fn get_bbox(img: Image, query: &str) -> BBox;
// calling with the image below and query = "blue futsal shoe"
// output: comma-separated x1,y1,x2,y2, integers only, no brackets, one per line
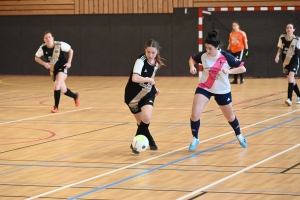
236,133,247,148
189,137,200,151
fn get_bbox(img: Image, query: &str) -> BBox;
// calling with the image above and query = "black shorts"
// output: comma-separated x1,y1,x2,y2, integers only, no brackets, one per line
195,87,232,106
52,67,68,81
127,95,156,114
283,63,299,75
231,51,244,62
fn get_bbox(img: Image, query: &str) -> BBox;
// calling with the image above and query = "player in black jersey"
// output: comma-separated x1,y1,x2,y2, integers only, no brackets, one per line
35,31,79,113
124,39,166,154
275,24,300,106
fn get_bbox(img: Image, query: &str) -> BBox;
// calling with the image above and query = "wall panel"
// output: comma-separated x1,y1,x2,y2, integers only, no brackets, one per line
0,9,199,76
110,15,141,76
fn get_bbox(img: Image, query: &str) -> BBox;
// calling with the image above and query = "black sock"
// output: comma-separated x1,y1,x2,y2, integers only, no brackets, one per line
288,83,294,100
294,84,300,97
64,88,76,99
190,119,200,139
136,121,153,141
228,116,241,136
137,121,149,136
233,74,238,81
54,90,61,107
240,73,244,80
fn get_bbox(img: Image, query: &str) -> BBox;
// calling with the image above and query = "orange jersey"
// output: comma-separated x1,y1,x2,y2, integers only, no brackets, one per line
228,30,248,53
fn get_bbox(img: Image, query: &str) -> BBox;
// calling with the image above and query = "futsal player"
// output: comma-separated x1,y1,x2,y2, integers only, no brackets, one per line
275,23,300,106
35,31,79,113
188,30,247,151
227,22,249,84
124,39,165,154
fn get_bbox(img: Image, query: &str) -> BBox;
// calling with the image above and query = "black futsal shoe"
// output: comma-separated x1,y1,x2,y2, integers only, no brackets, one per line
130,144,139,155
149,141,158,150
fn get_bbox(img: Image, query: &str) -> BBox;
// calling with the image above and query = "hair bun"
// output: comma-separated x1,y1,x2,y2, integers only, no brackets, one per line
208,30,218,37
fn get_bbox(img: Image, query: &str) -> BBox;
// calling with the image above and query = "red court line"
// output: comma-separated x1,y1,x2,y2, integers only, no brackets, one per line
0,127,56,145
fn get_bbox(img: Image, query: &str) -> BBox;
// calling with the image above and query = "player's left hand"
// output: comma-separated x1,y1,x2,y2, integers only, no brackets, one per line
64,62,71,68
155,87,160,96
244,49,249,58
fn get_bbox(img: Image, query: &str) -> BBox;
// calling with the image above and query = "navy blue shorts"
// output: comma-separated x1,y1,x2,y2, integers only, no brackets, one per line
195,87,232,106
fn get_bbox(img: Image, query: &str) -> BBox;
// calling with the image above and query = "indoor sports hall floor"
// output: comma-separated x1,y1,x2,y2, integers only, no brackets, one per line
0,76,299,200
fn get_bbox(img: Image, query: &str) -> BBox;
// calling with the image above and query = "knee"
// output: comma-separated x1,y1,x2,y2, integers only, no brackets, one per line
141,116,151,124
190,113,200,121
54,85,60,90
61,88,67,93
227,115,235,122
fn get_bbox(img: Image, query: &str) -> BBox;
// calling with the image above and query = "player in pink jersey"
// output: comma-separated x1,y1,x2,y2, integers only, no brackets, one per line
188,30,247,151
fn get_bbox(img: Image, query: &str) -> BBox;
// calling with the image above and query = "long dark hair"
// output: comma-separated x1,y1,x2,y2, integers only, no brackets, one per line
204,30,220,48
144,39,166,68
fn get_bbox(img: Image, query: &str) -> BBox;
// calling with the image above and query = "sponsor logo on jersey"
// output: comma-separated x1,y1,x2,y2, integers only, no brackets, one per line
139,83,151,89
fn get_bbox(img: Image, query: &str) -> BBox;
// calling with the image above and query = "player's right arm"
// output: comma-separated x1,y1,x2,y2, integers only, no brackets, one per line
35,46,51,69
275,48,282,63
275,36,283,63
131,59,155,85
189,52,204,75
35,56,50,69
189,56,197,74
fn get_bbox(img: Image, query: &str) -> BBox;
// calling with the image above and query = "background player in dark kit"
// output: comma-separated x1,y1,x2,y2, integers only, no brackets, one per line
275,23,300,106
35,31,79,113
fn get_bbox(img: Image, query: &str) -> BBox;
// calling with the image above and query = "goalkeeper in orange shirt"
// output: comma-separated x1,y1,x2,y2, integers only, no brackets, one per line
227,22,249,84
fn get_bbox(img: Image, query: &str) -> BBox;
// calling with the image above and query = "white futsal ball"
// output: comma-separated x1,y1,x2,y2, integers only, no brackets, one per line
131,135,149,152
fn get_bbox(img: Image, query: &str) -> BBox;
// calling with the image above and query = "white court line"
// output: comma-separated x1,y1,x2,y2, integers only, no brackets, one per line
0,90,20,95
25,109,300,200
0,107,92,126
177,143,300,200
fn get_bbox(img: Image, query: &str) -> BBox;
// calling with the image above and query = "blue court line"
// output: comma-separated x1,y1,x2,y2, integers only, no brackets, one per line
68,116,300,200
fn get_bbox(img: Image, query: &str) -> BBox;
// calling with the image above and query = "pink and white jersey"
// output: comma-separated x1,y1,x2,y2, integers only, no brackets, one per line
192,49,244,94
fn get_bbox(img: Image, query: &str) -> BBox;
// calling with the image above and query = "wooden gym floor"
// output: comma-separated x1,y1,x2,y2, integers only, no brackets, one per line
0,75,299,200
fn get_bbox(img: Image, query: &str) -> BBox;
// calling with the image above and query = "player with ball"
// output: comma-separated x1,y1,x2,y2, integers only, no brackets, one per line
124,39,166,155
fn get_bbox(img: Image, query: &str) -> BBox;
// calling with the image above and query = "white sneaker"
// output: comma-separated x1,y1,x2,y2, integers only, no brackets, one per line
285,99,292,106
189,137,200,151
236,134,247,148
296,97,300,104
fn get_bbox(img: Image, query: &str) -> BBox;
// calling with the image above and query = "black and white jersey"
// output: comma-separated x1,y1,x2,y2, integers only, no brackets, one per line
35,41,71,69
124,54,158,106
277,34,300,66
